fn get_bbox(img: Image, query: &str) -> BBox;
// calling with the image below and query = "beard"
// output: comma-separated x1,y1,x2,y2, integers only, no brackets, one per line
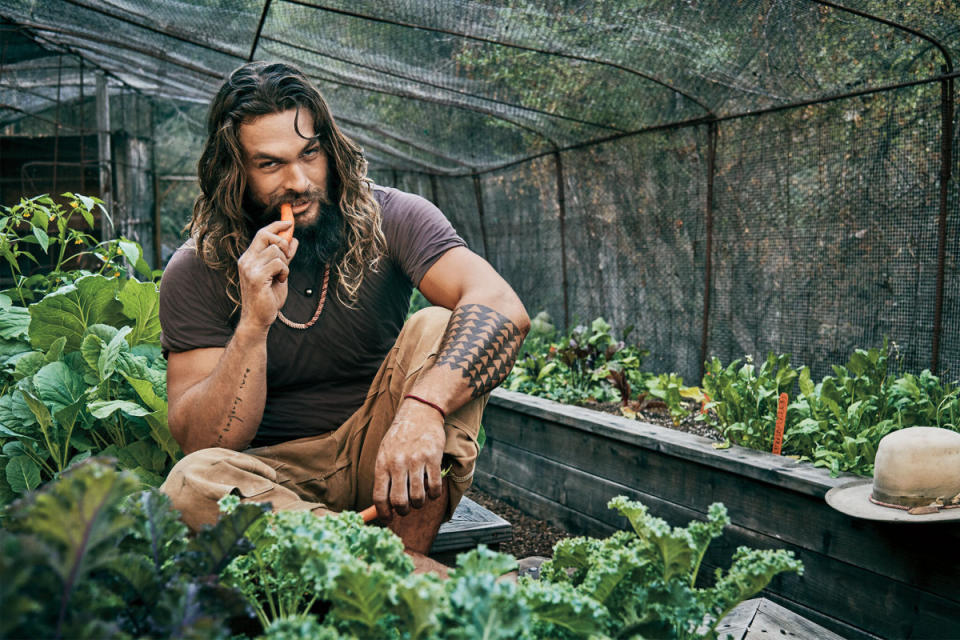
248,188,346,275
289,201,345,274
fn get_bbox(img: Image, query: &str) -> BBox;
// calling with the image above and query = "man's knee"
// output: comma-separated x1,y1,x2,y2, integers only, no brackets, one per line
160,447,278,530
406,306,451,337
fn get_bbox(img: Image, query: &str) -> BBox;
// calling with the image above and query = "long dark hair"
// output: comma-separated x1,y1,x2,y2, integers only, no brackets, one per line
190,61,385,305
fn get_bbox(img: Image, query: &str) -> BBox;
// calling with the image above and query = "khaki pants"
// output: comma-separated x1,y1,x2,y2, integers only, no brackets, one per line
161,307,485,531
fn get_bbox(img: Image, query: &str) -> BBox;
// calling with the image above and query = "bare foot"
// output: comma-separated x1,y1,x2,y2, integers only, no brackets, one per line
407,550,449,578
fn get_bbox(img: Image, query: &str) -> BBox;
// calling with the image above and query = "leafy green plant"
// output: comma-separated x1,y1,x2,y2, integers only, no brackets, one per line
0,193,157,306
1,459,264,640
700,353,798,451
508,314,650,407
643,373,703,426
539,497,802,640
0,273,177,504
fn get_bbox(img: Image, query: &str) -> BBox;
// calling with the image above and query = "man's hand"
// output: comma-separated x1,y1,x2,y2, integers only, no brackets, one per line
236,220,297,330
373,399,446,521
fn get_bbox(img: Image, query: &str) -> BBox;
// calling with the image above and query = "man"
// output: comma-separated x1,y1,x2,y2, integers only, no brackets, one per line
158,61,529,572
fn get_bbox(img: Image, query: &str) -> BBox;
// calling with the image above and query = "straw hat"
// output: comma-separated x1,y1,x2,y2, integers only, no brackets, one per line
825,426,960,523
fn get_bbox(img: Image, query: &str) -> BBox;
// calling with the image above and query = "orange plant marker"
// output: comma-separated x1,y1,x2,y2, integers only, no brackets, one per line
359,505,378,523
279,203,294,241
772,392,788,455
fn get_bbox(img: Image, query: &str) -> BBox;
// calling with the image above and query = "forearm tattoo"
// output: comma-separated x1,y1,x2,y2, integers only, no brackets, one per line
435,304,524,397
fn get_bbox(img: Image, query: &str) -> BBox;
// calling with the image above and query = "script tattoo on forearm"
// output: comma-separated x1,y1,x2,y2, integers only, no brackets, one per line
435,304,523,397
215,367,249,447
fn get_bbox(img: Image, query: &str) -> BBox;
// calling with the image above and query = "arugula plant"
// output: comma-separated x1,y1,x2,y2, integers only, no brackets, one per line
700,353,798,451
1,459,264,640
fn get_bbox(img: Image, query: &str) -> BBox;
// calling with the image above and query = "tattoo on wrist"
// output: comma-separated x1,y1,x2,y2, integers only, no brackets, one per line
435,304,523,397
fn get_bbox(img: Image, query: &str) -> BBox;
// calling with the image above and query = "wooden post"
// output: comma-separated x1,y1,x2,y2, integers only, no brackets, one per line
931,72,954,375
96,71,114,239
699,120,717,381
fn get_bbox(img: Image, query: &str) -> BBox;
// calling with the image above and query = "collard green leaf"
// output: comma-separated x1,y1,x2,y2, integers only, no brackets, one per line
98,325,132,380
44,336,67,363
115,440,168,474
28,275,127,352
0,304,30,340
88,399,150,419
5,454,41,493
13,351,46,381
118,279,161,346
19,390,53,434
32,361,86,414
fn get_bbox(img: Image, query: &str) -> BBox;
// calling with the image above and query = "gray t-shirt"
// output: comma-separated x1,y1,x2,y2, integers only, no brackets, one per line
159,186,465,446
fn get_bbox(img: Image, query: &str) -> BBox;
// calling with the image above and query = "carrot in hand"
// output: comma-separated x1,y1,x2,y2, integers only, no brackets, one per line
359,505,379,523
279,203,294,241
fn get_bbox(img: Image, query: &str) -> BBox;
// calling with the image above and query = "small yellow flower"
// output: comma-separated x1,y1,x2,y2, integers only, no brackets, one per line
113,271,120,277
116,248,123,255
74,238,83,245
24,212,30,218
70,201,78,208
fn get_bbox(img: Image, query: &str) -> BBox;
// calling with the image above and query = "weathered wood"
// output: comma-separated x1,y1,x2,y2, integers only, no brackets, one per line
740,598,846,640
477,390,960,640
490,390,847,496
488,419,960,601
430,496,512,554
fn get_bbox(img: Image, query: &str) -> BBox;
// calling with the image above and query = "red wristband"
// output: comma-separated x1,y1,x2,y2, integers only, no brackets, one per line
404,394,446,420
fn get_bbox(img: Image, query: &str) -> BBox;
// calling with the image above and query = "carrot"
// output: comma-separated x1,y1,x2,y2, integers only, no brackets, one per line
279,203,294,241
359,505,378,523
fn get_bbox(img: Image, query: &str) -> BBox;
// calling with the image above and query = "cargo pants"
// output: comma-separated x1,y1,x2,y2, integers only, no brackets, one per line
160,307,485,531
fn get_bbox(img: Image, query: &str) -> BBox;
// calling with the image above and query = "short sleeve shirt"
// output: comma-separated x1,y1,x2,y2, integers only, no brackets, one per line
159,186,465,446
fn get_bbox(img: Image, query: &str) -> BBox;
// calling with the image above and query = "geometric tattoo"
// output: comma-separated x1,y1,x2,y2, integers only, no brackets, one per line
435,303,524,398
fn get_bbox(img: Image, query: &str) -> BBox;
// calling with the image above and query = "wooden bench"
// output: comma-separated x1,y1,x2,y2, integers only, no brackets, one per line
429,496,512,555
716,598,846,640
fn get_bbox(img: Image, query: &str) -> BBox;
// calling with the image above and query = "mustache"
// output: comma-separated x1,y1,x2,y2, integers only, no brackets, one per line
266,186,333,215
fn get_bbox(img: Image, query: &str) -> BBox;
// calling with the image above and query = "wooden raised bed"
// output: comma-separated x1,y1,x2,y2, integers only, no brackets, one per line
475,390,960,640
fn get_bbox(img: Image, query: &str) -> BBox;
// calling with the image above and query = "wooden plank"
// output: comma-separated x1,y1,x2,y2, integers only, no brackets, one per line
482,404,960,599
476,442,960,640
745,598,846,640
430,496,512,553
489,390,852,496
709,597,758,640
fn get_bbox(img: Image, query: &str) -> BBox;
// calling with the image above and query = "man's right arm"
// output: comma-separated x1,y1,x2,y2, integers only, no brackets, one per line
166,220,296,455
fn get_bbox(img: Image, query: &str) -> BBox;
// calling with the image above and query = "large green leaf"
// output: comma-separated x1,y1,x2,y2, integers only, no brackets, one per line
0,305,30,340
118,279,161,346
87,399,150,420
98,326,132,380
5,455,41,493
32,361,87,414
28,275,128,352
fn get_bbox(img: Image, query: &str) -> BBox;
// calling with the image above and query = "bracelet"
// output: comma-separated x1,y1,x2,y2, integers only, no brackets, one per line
404,394,446,420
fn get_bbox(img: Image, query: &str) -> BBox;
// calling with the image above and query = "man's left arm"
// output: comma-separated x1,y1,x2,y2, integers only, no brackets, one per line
372,246,529,519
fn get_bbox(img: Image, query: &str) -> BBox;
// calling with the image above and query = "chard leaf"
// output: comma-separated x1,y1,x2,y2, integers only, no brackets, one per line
118,279,161,346
5,455,41,493
28,275,128,352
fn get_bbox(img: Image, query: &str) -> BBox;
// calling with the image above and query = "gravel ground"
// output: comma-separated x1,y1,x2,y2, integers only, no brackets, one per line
464,403,722,560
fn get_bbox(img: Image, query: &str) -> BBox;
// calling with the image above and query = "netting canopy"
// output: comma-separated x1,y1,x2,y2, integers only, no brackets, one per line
1,0,958,381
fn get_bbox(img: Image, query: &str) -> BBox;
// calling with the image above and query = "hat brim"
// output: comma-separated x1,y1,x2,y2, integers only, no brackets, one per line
825,480,960,523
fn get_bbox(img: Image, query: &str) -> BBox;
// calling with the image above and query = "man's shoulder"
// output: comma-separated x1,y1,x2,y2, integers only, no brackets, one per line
161,239,227,290
373,185,437,217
